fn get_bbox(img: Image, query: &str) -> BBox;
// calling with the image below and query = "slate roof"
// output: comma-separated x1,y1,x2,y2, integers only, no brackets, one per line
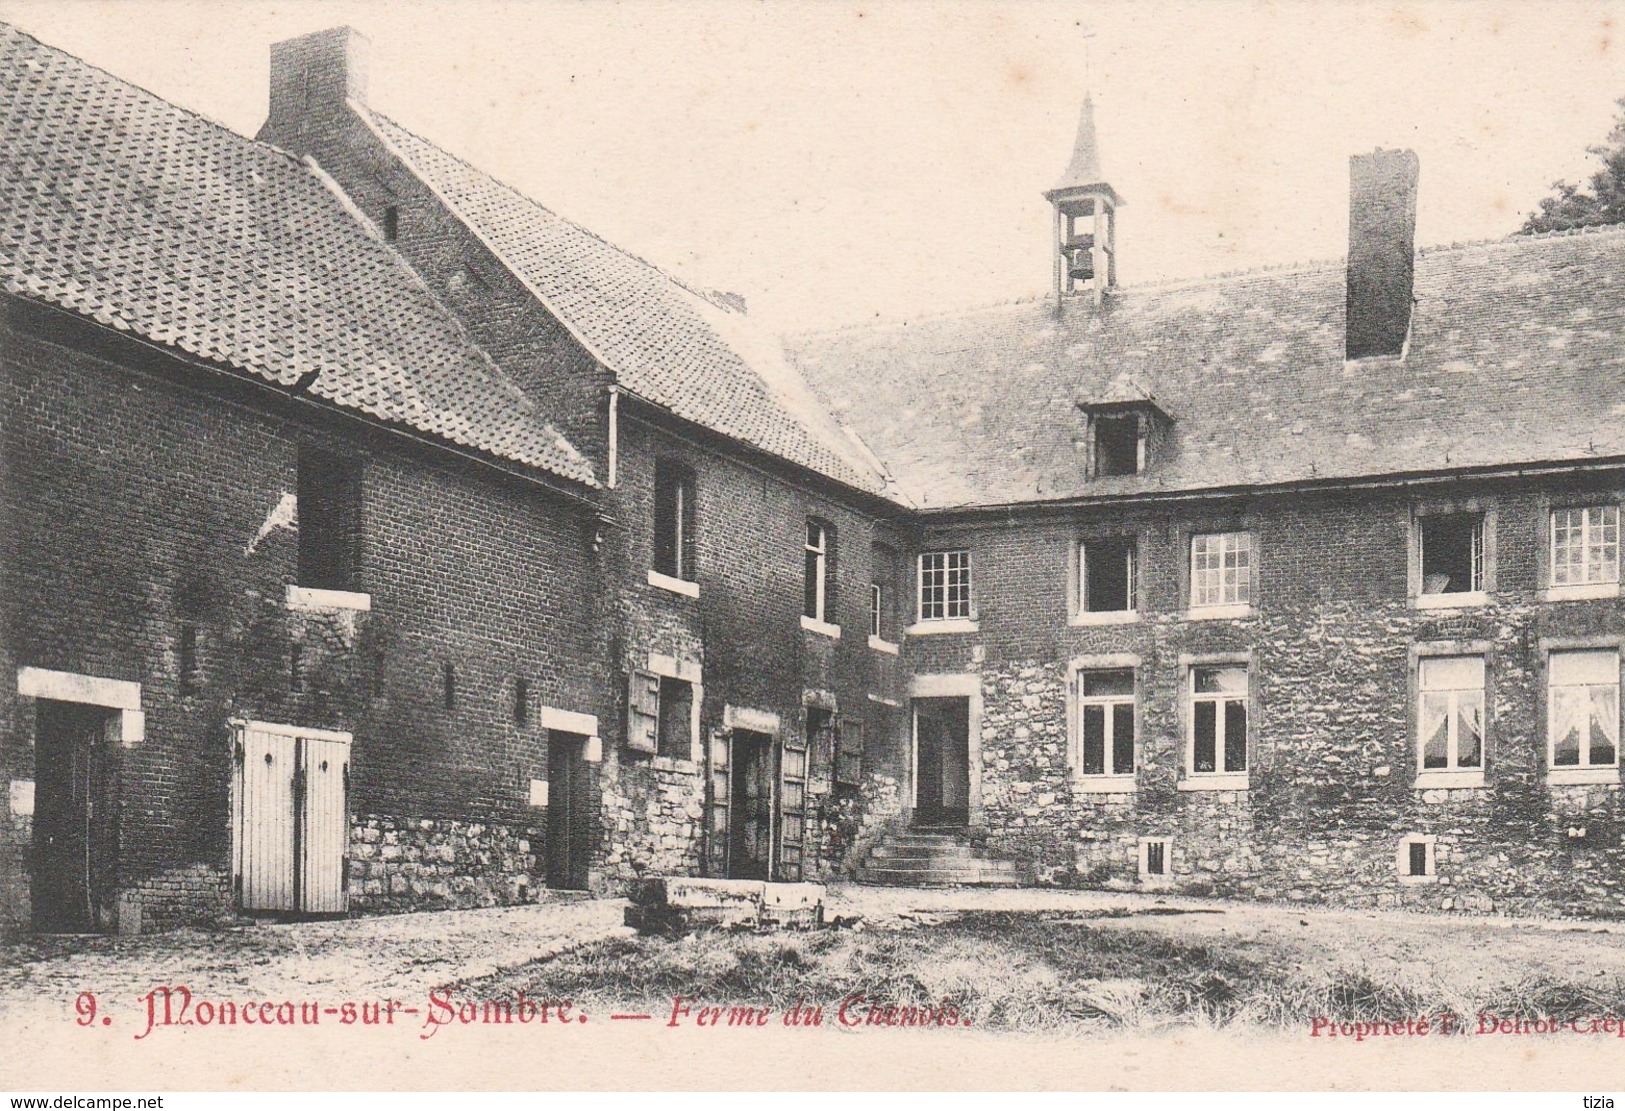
362,111,893,498
785,227,1625,510
0,24,595,488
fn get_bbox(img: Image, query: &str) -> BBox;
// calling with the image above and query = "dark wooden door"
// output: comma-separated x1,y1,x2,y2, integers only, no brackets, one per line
727,730,775,880
913,697,969,827
33,701,118,932
546,731,593,890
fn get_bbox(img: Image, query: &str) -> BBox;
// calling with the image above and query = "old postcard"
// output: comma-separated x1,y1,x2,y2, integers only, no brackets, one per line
1,0,1624,1094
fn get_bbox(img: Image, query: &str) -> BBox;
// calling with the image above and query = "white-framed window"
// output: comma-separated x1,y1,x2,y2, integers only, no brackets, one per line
1548,649,1620,769
917,550,972,621
1418,514,1484,595
1418,656,1485,772
804,519,835,623
1078,669,1135,777
1190,531,1251,609
869,583,883,639
1080,537,1136,614
1190,665,1247,775
1551,506,1619,588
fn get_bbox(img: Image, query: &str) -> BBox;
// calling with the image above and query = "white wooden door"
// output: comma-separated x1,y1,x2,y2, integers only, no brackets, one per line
299,736,350,913
233,723,352,914
236,724,297,911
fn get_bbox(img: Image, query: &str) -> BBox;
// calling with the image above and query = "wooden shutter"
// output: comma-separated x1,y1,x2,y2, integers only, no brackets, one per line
823,522,837,619
705,731,730,876
627,671,660,753
836,720,863,787
678,471,697,580
777,734,808,882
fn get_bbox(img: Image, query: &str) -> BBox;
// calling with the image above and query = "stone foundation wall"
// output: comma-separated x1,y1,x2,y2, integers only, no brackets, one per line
347,814,542,913
598,755,705,885
129,864,231,931
972,594,1625,919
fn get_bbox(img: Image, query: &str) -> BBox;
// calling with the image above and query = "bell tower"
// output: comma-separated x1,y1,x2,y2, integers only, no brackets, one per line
1045,96,1123,304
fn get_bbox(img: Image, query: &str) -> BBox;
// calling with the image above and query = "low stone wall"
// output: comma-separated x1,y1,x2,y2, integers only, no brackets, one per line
347,813,541,913
598,755,705,885
129,864,232,931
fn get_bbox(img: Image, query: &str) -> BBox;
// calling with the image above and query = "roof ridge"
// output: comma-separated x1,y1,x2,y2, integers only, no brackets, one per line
0,20,256,151
793,225,1625,341
368,110,733,313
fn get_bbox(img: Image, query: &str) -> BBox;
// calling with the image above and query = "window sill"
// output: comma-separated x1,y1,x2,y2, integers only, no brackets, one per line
1071,609,1140,627
1547,767,1621,786
1398,873,1440,886
905,618,980,636
1414,591,1489,610
647,569,699,598
1185,604,1252,622
800,615,841,639
868,635,900,655
1541,582,1620,603
1075,776,1137,794
286,585,372,612
651,756,699,775
1177,774,1249,791
1414,770,1486,790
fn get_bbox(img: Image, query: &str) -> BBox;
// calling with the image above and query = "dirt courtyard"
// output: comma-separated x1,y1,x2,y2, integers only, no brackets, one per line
6,885,1625,1089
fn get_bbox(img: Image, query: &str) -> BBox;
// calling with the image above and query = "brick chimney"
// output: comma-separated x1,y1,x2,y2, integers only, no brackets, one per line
1346,148,1419,360
264,27,368,145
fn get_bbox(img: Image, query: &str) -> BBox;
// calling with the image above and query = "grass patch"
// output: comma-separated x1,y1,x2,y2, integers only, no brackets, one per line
454,910,1625,1036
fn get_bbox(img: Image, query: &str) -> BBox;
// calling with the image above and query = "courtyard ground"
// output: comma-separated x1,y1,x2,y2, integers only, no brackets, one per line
5,885,1625,1089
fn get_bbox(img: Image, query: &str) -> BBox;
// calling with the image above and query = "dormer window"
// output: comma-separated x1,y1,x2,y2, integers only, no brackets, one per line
1079,394,1168,480
1093,414,1141,476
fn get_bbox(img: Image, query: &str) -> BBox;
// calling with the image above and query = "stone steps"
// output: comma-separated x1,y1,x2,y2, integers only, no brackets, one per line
855,826,1030,887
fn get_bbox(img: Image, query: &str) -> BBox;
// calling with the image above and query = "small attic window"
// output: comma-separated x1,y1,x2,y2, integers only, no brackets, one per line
1094,414,1141,477
383,206,399,242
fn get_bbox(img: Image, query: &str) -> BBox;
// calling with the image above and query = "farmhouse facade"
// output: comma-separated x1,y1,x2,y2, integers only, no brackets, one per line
2,23,1624,933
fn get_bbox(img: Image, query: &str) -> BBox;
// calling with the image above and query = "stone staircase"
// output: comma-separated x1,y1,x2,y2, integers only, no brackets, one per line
855,826,1028,887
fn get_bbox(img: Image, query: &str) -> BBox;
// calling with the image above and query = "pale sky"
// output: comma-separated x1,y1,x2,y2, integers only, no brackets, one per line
3,0,1623,333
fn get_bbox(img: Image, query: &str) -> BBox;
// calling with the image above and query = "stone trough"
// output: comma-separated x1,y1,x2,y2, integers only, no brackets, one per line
624,877,825,935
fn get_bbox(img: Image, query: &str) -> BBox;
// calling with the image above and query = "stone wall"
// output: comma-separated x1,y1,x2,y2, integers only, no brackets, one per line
916,481,1625,918
347,814,542,913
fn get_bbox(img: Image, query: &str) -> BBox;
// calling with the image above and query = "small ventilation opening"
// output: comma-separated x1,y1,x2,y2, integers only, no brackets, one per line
514,676,529,726
179,622,199,692
1399,835,1436,881
383,205,399,242
443,662,457,711
1139,837,1171,879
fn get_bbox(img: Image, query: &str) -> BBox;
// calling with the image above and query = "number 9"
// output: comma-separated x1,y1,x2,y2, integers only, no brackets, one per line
75,992,97,1026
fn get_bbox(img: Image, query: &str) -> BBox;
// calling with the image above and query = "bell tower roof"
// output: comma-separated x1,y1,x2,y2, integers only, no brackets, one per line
1046,96,1123,206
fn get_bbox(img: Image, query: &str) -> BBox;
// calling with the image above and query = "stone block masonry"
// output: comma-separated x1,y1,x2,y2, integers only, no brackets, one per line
945,481,1625,919
348,815,543,913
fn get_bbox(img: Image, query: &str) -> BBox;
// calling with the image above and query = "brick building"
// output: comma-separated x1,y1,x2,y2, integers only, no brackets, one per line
0,23,606,933
5,22,1625,932
789,100,1625,916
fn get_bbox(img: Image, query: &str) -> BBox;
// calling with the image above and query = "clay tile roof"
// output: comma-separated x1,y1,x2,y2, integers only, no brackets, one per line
785,227,1625,510
0,23,595,488
362,111,893,499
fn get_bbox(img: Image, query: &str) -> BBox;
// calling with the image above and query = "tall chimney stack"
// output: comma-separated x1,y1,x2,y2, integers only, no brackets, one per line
1346,148,1419,360
264,27,369,146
